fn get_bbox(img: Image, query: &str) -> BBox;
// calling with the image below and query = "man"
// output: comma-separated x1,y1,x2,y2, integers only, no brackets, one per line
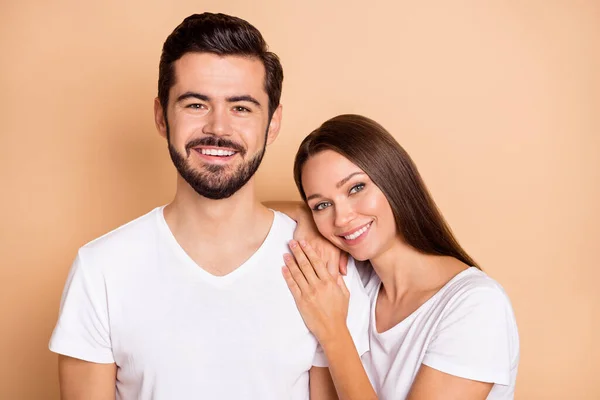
49,13,369,399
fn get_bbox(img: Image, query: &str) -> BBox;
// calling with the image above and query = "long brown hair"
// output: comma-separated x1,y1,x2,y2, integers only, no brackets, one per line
293,114,478,268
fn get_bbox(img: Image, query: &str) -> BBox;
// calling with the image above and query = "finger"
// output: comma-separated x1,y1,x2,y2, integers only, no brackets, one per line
283,253,311,292
326,258,340,279
288,241,320,284
282,266,303,299
325,249,340,278
299,240,330,281
339,252,349,276
336,274,350,297
312,242,338,279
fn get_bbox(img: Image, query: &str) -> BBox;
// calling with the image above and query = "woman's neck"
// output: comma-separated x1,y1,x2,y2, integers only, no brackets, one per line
369,240,426,303
369,239,468,304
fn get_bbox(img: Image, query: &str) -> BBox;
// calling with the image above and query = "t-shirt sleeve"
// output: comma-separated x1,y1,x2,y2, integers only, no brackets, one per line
422,286,514,385
48,251,114,363
312,258,371,367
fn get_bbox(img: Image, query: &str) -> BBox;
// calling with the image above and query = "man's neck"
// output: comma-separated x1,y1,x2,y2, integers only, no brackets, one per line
164,176,269,243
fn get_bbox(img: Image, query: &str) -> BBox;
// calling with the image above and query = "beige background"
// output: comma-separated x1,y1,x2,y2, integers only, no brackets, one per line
1,0,598,398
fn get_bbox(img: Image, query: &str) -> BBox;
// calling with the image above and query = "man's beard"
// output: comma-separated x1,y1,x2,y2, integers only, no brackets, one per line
167,126,267,200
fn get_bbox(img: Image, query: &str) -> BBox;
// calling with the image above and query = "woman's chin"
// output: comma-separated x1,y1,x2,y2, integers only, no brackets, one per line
333,238,372,262
347,249,371,262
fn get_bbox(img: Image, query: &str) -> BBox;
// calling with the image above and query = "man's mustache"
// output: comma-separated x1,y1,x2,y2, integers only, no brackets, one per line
185,137,246,157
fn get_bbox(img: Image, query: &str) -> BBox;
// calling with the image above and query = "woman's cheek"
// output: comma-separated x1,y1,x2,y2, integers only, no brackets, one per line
314,215,336,243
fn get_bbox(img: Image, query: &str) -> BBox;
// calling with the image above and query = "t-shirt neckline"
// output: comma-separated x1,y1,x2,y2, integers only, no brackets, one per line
155,205,278,287
371,266,479,336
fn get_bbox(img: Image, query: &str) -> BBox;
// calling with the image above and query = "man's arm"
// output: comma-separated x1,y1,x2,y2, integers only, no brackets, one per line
58,355,116,399
309,367,338,400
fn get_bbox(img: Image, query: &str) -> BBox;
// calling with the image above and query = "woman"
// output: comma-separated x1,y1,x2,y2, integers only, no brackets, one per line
280,115,519,399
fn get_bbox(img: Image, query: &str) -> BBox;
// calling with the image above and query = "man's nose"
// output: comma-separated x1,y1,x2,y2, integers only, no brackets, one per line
202,106,232,137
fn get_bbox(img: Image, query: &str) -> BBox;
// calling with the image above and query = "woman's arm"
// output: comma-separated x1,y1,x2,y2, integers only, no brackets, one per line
309,367,339,400
283,240,377,400
283,242,495,400
263,200,307,222
407,365,493,400
318,329,377,400
265,201,348,275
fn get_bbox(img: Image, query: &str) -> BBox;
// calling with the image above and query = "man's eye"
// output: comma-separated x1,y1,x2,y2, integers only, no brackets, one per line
349,183,365,194
187,104,206,109
233,106,250,112
313,202,331,211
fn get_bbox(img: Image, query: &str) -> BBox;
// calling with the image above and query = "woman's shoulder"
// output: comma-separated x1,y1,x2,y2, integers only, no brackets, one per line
419,268,520,390
434,267,519,340
441,267,513,306
425,267,520,383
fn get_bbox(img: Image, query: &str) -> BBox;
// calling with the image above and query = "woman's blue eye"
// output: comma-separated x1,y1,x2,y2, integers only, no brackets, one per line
313,202,331,211
349,183,365,194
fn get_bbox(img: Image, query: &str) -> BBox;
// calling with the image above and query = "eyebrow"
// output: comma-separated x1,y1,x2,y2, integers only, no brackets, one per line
227,95,262,108
176,92,209,102
306,172,366,201
176,92,262,108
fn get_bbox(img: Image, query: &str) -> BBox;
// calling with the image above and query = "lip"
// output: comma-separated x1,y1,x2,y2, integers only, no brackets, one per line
338,221,372,246
338,221,372,237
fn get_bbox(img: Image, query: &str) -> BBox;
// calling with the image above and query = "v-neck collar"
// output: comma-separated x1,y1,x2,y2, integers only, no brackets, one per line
371,267,478,336
156,206,277,288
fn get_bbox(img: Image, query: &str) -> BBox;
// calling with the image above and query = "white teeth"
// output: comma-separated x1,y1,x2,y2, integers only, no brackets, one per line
200,148,235,156
343,223,371,240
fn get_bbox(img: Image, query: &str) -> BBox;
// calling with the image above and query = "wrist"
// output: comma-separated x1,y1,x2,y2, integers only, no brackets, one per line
318,324,353,352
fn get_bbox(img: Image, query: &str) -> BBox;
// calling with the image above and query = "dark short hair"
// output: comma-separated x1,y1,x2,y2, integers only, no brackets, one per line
158,13,283,118
294,114,478,268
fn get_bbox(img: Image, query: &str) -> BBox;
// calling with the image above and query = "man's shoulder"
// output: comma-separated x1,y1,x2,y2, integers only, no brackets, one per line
78,207,162,259
343,258,370,298
271,210,297,236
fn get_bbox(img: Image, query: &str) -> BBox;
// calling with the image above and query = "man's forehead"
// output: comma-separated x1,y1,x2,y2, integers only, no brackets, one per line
172,52,267,96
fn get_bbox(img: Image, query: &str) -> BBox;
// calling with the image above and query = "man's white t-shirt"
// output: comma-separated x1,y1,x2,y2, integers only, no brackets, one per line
49,207,370,400
359,266,519,399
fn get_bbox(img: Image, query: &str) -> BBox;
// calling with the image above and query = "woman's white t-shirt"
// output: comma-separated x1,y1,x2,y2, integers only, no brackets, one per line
359,266,519,399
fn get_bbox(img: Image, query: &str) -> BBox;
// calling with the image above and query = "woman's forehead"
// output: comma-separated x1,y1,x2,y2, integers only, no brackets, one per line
302,150,365,189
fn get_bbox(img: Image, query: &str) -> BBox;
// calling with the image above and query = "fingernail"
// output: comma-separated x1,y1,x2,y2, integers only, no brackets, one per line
283,253,291,261
289,241,297,248
300,240,307,247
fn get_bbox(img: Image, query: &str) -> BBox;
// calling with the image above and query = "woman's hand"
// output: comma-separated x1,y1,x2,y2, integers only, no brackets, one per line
282,240,350,345
264,201,349,275
293,214,349,276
